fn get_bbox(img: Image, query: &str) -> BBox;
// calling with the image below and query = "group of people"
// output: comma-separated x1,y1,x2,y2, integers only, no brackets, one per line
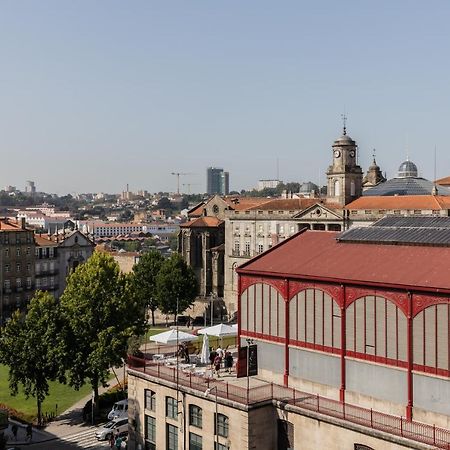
209,346,233,377
109,430,127,449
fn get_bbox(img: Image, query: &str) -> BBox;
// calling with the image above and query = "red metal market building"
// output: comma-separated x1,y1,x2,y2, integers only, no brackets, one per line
236,220,450,427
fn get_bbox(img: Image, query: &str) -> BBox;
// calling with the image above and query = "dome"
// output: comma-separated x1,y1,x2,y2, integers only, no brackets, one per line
334,134,355,144
398,160,418,178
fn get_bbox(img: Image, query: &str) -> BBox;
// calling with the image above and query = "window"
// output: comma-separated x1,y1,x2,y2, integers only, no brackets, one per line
166,396,178,419
26,247,30,255
16,248,21,257
27,278,32,288
35,248,40,257
166,424,178,450
42,277,47,287
49,247,54,257
234,242,240,255
244,242,250,255
257,243,264,254
16,278,21,288
27,263,31,273
215,413,229,438
4,280,10,289
145,415,156,450
214,443,229,450
16,263,20,272
145,390,156,411
5,264,9,273
36,279,41,288
189,432,202,450
189,404,202,428
4,248,9,258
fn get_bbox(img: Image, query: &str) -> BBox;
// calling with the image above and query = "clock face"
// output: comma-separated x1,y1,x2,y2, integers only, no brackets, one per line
334,150,341,158
212,205,219,214
349,150,355,158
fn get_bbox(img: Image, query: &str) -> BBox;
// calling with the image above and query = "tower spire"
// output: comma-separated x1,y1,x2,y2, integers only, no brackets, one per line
341,113,347,135
372,148,376,163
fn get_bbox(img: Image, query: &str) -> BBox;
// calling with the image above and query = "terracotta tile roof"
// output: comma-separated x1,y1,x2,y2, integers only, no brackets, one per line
435,176,450,186
345,195,450,210
247,198,321,211
187,202,205,217
238,230,450,292
222,196,272,211
180,216,224,228
0,218,28,231
34,234,58,247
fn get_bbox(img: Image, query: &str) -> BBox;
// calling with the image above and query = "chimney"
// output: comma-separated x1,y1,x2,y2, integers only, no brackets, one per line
20,217,26,229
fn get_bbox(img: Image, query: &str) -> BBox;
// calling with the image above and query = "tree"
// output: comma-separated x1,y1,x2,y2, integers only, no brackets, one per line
0,291,65,425
156,253,198,322
60,252,146,418
131,250,164,326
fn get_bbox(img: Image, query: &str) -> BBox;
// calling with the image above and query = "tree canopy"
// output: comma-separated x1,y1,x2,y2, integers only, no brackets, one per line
59,251,146,412
156,253,198,319
131,250,164,325
0,291,65,425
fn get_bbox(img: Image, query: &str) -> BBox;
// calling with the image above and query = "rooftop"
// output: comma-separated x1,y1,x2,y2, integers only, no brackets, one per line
362,177,450,197
345,195,450,211
180,216,224,228
237,229,450,292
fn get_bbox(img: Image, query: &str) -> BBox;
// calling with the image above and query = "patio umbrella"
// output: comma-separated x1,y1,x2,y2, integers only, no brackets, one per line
198,323,237,337
149,329,198,345
200,333,209,365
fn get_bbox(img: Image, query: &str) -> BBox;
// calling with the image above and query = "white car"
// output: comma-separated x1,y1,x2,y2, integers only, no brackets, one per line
108,399,128,420
95,417,128,441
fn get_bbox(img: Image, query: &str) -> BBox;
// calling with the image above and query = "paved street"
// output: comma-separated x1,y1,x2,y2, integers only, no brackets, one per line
25,427,111,450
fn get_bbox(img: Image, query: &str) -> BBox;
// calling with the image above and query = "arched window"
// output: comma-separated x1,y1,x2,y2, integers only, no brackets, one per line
240,283,285,339
413,304,449,374
289,289,341,351
334,179,340,197
346,296,407,364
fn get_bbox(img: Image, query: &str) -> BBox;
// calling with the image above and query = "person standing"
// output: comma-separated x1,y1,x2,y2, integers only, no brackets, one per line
224,351,233,373
109,433,115,448
213,353,222,378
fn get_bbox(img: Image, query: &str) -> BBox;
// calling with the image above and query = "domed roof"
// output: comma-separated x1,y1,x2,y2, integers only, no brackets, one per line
398,160,418,178
334,134,355,144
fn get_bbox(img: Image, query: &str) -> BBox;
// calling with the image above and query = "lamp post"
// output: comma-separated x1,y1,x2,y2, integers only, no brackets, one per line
204,386,218,449
209,292,217,326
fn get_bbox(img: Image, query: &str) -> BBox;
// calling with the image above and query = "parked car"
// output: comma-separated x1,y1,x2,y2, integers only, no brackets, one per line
107,399,128,420
95,417,128,441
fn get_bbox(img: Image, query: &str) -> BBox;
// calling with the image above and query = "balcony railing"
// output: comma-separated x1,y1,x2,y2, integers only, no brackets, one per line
128,354,450,450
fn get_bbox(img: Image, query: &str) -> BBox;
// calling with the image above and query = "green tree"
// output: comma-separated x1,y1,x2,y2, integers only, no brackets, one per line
0,291,65,425
132,250,164,326
60,252,146,418
156,253,198,322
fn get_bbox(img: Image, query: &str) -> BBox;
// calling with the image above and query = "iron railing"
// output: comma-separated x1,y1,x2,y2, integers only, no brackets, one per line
128,354,450,449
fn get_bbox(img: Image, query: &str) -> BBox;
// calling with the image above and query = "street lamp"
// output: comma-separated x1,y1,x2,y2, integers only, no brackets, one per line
209,292,217,326
204,386,218,449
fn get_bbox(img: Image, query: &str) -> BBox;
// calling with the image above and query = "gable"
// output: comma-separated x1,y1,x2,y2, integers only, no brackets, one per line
292,203,343,220
59,230,94,248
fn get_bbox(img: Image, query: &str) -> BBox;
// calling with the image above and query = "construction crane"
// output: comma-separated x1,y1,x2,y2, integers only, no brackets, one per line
171,172,191,195
182,183,200,195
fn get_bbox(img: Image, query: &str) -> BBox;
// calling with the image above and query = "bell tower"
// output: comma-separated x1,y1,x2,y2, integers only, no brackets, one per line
326,118,363,205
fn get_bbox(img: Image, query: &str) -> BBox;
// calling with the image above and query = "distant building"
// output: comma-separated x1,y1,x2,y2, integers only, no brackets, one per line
207,167,229,195
257,179,281,190
25,180,36,195
0,218,35,324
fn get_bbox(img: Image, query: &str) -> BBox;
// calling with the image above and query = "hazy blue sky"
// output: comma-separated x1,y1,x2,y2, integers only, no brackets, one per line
1,1,450,194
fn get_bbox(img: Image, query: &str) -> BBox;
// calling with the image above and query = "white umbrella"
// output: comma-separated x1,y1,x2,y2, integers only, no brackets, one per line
149,329,197,345
198,323,237,337
200,333,209,364
231,323,238,331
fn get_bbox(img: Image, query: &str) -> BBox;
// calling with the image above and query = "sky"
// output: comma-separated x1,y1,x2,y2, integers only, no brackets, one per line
1,1,450,195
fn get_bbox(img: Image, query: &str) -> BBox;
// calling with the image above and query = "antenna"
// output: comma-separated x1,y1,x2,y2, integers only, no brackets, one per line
341,113,347,135
276,157,279,180
434,145,437,182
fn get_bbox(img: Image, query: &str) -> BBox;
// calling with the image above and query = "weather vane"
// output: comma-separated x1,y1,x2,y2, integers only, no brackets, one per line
341,113,347,135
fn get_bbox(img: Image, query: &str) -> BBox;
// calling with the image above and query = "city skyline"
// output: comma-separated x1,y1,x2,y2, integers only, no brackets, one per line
1,1,450,194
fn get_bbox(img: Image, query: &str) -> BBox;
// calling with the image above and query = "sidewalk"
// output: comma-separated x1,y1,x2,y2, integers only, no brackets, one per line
4,379,114,446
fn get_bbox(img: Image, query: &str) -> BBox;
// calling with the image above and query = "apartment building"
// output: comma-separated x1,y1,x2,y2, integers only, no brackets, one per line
0,218,35,323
